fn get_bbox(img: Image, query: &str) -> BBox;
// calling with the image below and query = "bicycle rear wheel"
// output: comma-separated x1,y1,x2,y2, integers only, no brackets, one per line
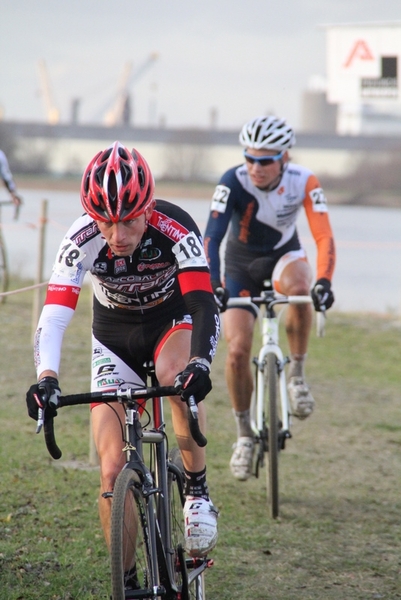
110,468,157,600
265,352,280,519
168,448,207,600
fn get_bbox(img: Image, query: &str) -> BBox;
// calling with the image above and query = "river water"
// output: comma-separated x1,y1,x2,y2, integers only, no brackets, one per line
1,188,399,315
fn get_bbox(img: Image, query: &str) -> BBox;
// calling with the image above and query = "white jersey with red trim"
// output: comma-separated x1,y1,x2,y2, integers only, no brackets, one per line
34,199,219,376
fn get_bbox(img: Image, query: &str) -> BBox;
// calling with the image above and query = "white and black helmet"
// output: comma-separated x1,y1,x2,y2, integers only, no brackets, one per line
239,116,296,151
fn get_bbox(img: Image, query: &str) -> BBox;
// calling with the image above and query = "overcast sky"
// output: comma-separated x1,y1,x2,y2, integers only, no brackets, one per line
1,1,400,132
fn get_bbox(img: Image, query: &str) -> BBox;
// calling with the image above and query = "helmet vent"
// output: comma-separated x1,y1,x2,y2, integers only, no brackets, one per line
95,164,107,185
137,166,145,190
83,173,90,194
107,171,118,215
254,125,262,140
120,162,132,185
100,148,112,162
118,146,129,160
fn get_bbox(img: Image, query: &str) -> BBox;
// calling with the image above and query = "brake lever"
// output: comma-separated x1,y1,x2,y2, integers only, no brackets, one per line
187,395,207,448
36,407,44,434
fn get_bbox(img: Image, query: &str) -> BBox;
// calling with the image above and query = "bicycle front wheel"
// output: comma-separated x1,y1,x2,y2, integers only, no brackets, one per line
110,468,157,600
265,352,280,519
168,448,207,600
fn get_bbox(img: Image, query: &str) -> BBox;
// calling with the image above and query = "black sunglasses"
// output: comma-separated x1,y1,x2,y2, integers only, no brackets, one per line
243,151,284,166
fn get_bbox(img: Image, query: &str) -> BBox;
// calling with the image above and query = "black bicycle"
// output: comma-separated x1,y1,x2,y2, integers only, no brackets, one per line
39,364,212,599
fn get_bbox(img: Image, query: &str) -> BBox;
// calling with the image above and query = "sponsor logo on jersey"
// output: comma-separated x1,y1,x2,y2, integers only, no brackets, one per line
92,357,111,368
154,211,188,242
139,246,161,260
284,194,298,203
174,314,193,327
96,377,124,388
137,261,171,272
96,364,117,376
72,222,99,246
114,258,127,274
93,261,108,273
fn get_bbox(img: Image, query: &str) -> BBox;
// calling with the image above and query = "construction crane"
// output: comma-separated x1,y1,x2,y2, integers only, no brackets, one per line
37,59,60,124
103,52,159,126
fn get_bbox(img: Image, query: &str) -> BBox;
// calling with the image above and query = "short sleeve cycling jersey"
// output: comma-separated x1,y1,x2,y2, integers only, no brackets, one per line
35,199,220,376
0,150,17,193
204,162,335,283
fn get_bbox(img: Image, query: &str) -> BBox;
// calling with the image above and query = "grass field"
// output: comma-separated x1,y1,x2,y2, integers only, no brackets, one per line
0,282,400,599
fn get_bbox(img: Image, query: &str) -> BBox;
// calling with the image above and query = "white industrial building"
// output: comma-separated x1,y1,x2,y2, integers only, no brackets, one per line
326,21,401,136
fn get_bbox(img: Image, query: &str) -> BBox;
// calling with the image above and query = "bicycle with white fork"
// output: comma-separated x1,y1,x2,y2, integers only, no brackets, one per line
227,285,325,519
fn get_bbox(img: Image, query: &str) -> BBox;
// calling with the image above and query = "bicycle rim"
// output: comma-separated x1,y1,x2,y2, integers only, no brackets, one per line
168,448,207,600
265,352,280,519
110,468,156,600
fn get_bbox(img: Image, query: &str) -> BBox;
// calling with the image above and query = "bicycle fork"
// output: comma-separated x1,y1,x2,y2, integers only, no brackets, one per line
250,316,291,443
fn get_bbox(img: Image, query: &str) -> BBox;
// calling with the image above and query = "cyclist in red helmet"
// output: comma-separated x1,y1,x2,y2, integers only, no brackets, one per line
26,142,220,571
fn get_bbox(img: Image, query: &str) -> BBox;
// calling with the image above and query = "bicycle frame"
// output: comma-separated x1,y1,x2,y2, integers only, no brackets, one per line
250,293,292,440
39,368,210,599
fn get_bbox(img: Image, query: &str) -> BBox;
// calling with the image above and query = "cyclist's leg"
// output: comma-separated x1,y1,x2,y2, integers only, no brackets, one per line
154,325,206,473
90,335,144,552
273,251,313,355
223,307,255,415
155,325,218,557
273,252,315,418
221,272,258,480
224,307,258,480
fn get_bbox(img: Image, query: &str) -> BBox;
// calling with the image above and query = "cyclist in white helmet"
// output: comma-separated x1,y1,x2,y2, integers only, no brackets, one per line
0,149,22,206
204,115,336,481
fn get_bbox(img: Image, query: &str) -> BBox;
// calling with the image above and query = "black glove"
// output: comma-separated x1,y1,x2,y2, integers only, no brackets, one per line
311,278,334,311
174,360,212,404
212,279,230,312
26,376,61,421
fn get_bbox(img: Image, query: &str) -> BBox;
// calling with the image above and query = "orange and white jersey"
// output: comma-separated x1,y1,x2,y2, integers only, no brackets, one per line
204,162,335,283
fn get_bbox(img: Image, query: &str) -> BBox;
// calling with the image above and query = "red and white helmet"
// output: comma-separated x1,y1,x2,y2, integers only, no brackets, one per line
239,116,296,151
81,142,154,222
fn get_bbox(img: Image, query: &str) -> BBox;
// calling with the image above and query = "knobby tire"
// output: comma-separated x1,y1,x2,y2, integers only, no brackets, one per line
110,468,156,600
266,352,279,519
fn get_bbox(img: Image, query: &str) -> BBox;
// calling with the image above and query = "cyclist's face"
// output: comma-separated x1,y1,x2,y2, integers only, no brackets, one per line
244,148,287,189
97,205,154,257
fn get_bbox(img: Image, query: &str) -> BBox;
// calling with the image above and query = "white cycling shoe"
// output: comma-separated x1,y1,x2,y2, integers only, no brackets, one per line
230,436,255,481
184,497,219,557
288,377,315,419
